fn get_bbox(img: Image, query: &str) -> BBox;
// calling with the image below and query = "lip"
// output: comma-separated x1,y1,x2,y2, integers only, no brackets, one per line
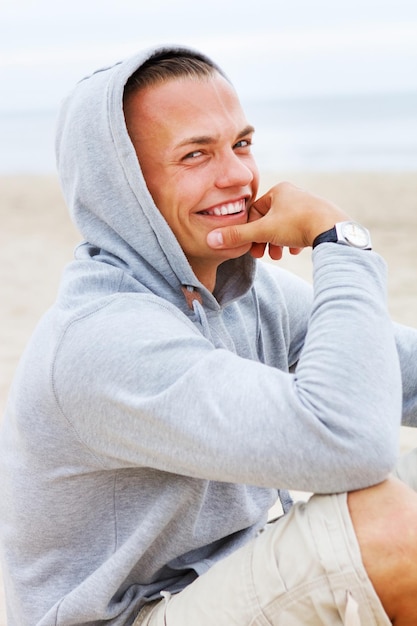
196,196,249,219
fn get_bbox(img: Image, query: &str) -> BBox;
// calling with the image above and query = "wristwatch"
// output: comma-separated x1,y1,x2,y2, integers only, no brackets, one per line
312,221,372,250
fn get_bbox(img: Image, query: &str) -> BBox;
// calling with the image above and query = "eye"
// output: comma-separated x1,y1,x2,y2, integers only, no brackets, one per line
234,138,252,151
183,150,204,160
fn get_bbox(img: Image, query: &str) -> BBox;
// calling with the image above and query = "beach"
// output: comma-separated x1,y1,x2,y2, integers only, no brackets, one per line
1,171,417,623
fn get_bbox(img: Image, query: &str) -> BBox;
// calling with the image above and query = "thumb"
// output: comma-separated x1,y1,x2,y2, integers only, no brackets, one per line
206,220,263,249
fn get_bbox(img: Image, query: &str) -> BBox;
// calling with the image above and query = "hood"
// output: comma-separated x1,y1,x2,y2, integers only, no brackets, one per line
55,44,256,310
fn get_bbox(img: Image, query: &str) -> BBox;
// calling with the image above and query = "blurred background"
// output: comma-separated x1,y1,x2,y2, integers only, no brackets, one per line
1,0,417,174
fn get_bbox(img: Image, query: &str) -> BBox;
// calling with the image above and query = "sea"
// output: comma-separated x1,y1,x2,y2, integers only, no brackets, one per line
1,91,417,174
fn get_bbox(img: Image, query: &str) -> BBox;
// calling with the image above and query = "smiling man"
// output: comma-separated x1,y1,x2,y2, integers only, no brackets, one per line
123,61,259,291
1,46,417,626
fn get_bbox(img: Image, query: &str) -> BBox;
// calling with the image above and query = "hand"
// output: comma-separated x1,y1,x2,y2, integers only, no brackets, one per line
207,182,351,259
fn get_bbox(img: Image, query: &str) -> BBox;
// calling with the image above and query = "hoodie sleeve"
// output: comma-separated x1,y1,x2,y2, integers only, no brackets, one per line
392,322,417,426
263,262,417,427
52,245,402,494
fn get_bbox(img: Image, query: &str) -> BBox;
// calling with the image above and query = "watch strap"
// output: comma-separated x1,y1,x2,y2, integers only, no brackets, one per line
312,227,337,249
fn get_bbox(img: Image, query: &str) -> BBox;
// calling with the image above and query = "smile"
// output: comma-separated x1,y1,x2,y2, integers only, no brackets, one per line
199,199,246,216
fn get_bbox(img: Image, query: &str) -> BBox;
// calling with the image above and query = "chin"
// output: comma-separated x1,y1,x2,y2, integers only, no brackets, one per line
219,244,252,262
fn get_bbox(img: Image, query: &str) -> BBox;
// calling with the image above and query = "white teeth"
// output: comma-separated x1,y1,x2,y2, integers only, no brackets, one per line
204,200,244,216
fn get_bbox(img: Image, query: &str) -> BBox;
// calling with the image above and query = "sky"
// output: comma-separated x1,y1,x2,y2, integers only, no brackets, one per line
1,0,417,113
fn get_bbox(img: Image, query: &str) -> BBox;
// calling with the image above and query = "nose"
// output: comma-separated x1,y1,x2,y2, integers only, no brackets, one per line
215,149,255,189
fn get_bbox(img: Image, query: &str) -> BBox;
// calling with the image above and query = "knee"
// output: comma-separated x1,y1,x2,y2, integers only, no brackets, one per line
348,477,417,564
348,477,417,621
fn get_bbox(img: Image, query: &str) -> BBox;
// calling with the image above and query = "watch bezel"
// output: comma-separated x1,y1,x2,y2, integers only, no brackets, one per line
335,221,372,250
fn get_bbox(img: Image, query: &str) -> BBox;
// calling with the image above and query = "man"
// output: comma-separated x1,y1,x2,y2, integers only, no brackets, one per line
0,45,417,625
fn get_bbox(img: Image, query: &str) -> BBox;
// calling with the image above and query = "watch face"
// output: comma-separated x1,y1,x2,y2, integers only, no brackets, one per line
340,222,370,248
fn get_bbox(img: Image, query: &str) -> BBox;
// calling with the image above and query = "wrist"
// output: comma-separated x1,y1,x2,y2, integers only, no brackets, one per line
307,210,350,247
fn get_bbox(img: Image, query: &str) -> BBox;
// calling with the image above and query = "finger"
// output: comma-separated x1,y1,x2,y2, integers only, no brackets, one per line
250,242,267,258
247,204,265,223
251,191,274,217
206,221,266,249
267,244,283,260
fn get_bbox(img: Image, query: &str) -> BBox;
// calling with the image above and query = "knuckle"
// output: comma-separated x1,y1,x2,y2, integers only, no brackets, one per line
226,226,242,246
276,180,292,193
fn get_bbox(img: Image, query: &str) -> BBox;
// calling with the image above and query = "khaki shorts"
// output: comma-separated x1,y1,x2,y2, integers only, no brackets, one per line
134,491,391,626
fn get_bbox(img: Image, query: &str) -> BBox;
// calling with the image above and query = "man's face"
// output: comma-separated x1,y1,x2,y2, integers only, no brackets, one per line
124,72,259,289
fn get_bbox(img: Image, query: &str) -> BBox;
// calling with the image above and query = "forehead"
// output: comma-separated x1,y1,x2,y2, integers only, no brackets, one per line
124,73,249,149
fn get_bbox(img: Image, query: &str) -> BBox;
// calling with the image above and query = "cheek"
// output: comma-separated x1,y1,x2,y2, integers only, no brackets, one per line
173,175,208,219
142,170,176,221
249,159,260,199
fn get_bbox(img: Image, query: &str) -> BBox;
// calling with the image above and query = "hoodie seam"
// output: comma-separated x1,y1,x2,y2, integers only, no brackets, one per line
50,280,126,469
50,289,209,467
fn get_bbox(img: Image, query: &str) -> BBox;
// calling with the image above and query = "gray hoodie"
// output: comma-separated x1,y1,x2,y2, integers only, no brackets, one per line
0,44,416,626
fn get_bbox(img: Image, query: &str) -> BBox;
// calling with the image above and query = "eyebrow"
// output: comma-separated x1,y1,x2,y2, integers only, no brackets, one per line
175,124,255,149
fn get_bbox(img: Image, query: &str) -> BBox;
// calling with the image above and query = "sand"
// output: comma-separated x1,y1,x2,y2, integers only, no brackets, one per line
0,171,417,623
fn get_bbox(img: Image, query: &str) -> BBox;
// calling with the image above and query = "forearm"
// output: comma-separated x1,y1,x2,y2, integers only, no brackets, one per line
297,245,401,429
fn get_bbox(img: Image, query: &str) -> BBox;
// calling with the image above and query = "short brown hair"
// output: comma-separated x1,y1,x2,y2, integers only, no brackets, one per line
124,49,228,97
